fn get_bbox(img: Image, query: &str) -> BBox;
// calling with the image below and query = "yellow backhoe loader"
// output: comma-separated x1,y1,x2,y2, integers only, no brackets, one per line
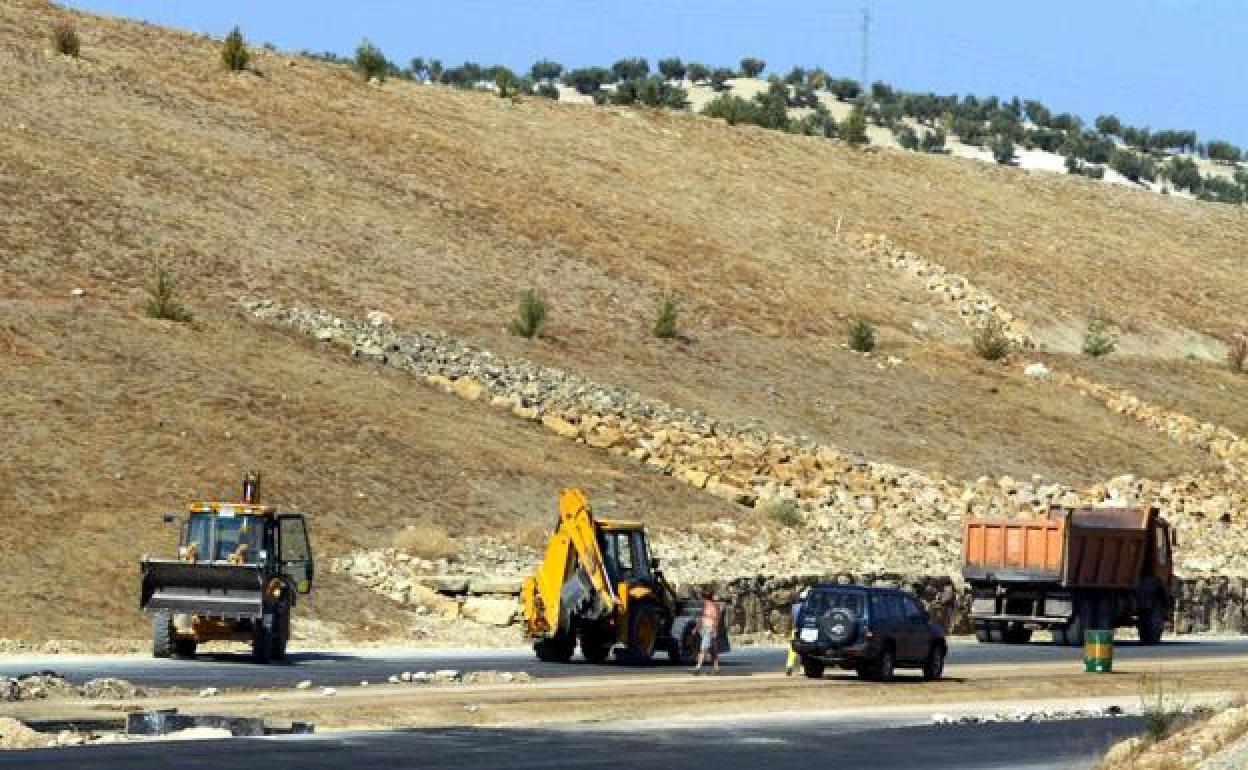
521,488,728,664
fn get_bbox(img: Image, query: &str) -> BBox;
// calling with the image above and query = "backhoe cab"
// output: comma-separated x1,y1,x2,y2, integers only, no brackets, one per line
139,473,314,663
521,488,726,664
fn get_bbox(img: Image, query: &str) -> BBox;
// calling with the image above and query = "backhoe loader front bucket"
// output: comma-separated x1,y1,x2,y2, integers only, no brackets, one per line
139,560,265,619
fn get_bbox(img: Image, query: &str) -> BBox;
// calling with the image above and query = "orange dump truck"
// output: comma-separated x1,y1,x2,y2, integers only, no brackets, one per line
962,506,1174,646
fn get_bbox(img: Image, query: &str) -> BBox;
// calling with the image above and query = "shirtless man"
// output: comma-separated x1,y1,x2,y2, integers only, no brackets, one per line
692,590,721,675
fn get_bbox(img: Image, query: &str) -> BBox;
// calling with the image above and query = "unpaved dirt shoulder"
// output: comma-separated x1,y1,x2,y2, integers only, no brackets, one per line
8,659,1248,733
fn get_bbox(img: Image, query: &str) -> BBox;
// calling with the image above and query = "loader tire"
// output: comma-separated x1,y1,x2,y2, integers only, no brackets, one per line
173,639,198,659
617,603,659,665
152,610,174,659
272,605,291,661
252,618,273,664
534,632,576,663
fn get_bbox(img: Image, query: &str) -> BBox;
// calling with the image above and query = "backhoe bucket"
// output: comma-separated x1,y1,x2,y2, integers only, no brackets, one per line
140,560,265,619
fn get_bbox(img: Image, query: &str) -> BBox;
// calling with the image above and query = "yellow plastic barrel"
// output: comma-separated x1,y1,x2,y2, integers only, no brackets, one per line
1084,630,1113,673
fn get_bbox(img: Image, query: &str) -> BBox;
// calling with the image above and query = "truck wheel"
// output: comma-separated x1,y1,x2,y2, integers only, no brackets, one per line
152,610,174,659
173,639,198,659
534,632,576,663
1137,593,1166,645
802,658,826,679
1003,624,1032,644
618,603,659,665
973,621,991,643
1053,614,1084,647
922,644,945,681
986,621,1006,643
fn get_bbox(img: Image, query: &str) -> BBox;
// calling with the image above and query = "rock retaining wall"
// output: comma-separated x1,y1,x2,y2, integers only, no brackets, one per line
246,299,1248,577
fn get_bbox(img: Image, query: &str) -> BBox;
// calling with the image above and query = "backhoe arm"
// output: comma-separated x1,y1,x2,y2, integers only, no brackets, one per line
523,488,617,635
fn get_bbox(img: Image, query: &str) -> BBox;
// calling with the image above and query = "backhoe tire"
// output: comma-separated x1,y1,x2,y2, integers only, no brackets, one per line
152,610,174,659
617,603,659,665
535,632,576,663
580,631,613,665
667,624,698,666
173,639,198,659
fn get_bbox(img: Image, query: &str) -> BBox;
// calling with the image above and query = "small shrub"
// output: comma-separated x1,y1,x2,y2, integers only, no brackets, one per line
847,319,876,352
221,26,249,72
510,289,548,339
494,68,517,98
537,82,560,100
1228,332,1248,373
971,318,1012,361
52,21,80,57
354,39,389,82
653,294,680,339
144,267,192,322
991,134,1016,165
393,524,459,562
1082,319,1117,357
842,106,868,146
764,499,803,529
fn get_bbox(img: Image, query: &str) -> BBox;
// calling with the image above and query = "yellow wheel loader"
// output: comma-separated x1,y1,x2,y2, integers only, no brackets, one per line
138,473,314,663
521,488,728,664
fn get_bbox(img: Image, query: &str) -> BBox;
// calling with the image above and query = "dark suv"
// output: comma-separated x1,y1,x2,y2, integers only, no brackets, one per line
791,585,946,681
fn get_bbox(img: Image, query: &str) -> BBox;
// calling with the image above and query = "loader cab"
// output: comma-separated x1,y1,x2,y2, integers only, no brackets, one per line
597,522,653,587
179,503,314,594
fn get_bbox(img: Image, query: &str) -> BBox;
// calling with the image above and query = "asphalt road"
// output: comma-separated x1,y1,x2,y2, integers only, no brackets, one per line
0,716,1145,770
1,637,1245,689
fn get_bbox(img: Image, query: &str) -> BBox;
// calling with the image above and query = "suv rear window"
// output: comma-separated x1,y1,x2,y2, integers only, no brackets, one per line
805,589,865,617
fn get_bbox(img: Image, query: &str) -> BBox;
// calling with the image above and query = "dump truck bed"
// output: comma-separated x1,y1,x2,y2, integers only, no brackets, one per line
962,508,1151,589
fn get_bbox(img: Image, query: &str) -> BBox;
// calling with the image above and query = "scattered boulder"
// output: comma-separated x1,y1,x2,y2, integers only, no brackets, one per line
0,718,54,750
461,598,518,627
80,678,145,700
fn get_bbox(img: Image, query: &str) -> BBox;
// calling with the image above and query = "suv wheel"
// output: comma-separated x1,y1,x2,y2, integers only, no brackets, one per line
860,646,895,682
922,644,945,681
801,658,826,679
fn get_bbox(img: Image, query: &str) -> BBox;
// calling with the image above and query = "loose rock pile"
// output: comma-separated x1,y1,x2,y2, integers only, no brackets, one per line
855,233,1034,348
0,674,145,702
246,299,1248,586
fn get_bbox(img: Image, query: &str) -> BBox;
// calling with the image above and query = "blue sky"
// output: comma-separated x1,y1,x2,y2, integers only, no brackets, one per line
64,0,1248,145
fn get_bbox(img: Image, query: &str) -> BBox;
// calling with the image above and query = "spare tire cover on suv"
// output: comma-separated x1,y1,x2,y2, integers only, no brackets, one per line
818,609,857,645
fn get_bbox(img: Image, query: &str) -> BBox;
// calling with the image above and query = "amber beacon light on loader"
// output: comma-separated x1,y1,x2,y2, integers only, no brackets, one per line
139,472,315,663
521,488,727,664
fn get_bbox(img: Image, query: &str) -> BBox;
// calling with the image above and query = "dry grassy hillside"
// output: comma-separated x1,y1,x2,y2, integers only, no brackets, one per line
0,2,1243,637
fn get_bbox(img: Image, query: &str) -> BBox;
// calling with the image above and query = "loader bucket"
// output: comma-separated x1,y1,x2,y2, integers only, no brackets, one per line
140,559,265,619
